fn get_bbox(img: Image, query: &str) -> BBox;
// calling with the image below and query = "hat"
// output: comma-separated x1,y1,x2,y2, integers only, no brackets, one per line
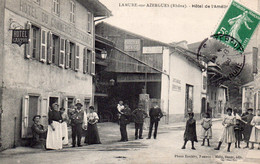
33,115,41,121
52,102,59,108
247,108,253,111
89,106,94,110
226,108,232,112
75,102,83,107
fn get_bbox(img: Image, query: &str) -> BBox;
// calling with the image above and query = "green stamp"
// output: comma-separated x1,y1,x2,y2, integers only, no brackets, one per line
214,0,260,52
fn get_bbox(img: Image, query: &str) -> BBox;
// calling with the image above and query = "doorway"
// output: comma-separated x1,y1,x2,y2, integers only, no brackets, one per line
201,97,206,114
28,96,39,136
49,97,59,109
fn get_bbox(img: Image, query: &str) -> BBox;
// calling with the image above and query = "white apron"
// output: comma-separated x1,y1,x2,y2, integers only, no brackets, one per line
61,122,69,145
46,121,62,150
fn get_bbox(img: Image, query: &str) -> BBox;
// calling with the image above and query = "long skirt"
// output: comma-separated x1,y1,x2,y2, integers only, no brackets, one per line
201,127,212,139
61,122,69,145
243,124,253,142
219,126,236,143
249,126,260,143
85,123,101,145
46,121,62,150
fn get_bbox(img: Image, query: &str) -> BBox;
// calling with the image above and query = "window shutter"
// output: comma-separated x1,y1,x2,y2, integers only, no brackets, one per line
40,29,47,63
24,22,32,59
75,45,80,71
83,48,87,74
40,97,48,126
87,50,91,73
91,51,95,75
47,31,53,64
59,38,65,68
65,40,70,68
21,95,29,138
87,12,92,33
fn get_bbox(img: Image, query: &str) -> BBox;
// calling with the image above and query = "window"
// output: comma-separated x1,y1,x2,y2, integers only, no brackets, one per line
69,42,75,69
87,12,92,33
31,25,41,59
75,45,79,71
52,34,60,65
70,1,75,23
59,38,65,67
83,48,92,74
53,0,60,15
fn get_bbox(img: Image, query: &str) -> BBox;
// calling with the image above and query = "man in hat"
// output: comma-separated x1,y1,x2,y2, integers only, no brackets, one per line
69,101,84,147
31,115,47,149
132,104,148,139
147,102,163,139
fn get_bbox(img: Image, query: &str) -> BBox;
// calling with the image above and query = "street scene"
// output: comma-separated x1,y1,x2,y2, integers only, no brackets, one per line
0,0,260,163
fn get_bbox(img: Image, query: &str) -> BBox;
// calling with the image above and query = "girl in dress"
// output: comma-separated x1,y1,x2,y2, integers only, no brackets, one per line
182,112,197,150
249,109,260,149
85,106,101,145
201,113,212,147
214,108,236,152
46,103,63,150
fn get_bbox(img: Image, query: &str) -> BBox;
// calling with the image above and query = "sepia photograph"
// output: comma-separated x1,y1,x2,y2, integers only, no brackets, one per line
0,0,259,163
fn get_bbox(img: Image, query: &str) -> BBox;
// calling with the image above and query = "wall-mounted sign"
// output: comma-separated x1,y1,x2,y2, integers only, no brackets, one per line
143,46,163,54
172,78,181,92
12,29,29,46
124,39,140,51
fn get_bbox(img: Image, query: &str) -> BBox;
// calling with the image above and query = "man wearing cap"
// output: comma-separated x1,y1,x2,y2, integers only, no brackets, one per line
132,104,148,139
69,101,84,147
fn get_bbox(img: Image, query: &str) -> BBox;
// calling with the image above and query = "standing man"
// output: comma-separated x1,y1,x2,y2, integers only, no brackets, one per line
119,104,131,142
147,102,163,139
132,104,148,139
69,101,84,147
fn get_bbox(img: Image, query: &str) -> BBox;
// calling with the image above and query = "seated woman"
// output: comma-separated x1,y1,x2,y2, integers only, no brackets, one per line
31,115,47,149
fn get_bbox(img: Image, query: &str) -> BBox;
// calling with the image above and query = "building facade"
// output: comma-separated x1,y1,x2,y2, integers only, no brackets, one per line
0,0,111,150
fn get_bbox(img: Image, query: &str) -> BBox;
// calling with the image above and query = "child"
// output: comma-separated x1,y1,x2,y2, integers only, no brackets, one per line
182,112,198,150
249,109,260,149
214,108,236,152
201,113,212,147
234,119,243,148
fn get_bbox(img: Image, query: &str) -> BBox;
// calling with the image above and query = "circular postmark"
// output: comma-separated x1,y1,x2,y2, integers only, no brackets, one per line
197,34,245,81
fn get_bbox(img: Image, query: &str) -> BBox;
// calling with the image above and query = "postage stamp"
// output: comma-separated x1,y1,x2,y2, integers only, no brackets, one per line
197,34,245,80
213,0,260,52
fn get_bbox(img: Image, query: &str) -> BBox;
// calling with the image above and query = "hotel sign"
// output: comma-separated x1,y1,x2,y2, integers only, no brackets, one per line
124,39,141,51
12,29,29,46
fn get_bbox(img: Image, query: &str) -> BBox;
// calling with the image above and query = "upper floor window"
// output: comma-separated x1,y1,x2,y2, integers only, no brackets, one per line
70,1,75,23
53,0,60,15
31,25,41,59
52,34,60,65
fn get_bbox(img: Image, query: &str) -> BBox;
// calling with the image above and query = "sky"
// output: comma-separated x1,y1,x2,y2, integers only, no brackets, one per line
98,0,259,44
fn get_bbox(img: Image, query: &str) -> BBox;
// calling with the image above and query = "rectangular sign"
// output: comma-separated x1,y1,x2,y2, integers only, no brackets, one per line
143,46,163,54
124,39,141,51
214,1,260,52
12,29,29,46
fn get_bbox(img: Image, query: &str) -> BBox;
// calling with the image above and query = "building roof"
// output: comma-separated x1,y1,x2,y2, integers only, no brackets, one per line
96,22,205,70
77,0,112,17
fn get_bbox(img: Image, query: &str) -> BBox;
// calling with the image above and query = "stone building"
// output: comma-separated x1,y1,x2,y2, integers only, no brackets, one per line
0,0,111,150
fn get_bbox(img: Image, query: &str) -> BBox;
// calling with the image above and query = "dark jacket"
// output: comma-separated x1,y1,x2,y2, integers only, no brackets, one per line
184,118,198,142
119,108,131,125
69,108,84,125
132,108,148,123
31,123,47,141
149,107,163,122
48,110,62,124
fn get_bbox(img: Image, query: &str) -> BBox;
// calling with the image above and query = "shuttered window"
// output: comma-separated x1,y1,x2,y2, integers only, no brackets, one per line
40,29,47,63
75,45,79,71
91,51,95,75
59,38,65,67
65,40,70,68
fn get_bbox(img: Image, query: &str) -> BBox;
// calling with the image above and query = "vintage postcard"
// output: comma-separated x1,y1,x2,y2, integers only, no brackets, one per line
0,0,260,164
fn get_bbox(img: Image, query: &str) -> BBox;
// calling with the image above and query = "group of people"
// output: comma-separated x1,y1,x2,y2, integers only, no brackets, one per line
182,108,260,152
117,101,164,142
31,102,101,150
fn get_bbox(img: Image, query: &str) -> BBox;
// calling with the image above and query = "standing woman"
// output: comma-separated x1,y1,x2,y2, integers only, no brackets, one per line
249,109,260,149
214,108,236,152
46,103,63,150
85,106,101,145
241,108,254,148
